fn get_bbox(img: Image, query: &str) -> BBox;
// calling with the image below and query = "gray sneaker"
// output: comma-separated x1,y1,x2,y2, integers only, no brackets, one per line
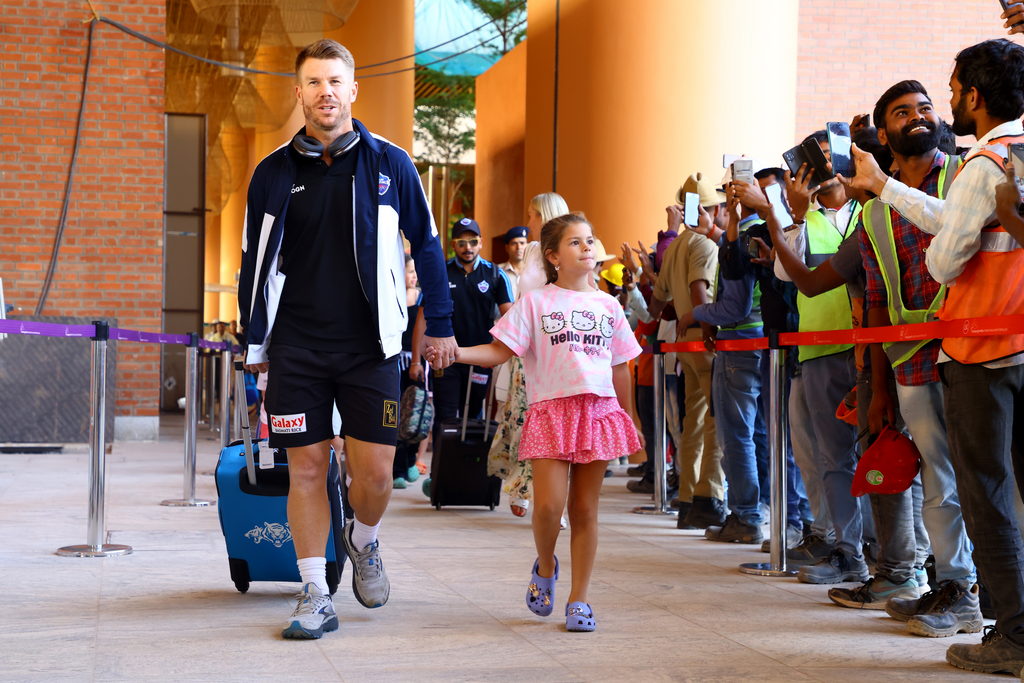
828,576,922,610
907,582,984,638
342,522,390,609
797,550,870,585
282,583,338,639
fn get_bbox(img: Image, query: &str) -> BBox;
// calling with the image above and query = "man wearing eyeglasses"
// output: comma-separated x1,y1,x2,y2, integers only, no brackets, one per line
432,217,515,443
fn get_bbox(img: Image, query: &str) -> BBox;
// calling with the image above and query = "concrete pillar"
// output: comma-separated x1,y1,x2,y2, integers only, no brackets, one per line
325,0,415,153
524,0,799,250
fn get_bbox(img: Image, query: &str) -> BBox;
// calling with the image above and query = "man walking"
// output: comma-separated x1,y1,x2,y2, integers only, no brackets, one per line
238,39,455,640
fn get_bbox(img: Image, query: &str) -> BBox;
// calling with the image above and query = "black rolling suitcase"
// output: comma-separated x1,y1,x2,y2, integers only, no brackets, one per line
215,361,347,593
428,365,502,510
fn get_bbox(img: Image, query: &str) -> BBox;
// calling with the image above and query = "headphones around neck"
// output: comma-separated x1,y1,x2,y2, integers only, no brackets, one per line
291,129,361,159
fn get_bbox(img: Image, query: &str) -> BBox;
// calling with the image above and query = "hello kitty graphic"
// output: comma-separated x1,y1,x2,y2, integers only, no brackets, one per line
600,315,614,338
541,311,566,334
571,310,597,332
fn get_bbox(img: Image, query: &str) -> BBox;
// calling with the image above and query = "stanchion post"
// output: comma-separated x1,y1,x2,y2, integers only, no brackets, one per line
207,350,218,431
58,320,132,557
741,330,795,576
197,352,208,426
219,345,231,448
634,341,676,516
161,333,214,507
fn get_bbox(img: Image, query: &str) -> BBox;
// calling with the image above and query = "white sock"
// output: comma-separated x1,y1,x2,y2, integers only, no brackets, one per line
296,556,329,594
350,518,381,550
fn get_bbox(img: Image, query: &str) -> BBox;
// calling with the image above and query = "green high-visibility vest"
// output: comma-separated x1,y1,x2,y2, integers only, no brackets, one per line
862,154,960,368
797,201,862,362
713,220,764,333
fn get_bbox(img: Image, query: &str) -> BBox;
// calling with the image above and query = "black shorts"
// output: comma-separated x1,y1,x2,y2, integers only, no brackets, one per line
264,344,400,449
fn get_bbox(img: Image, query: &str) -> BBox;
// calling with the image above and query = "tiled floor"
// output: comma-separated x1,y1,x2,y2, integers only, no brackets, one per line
0,418,1008,682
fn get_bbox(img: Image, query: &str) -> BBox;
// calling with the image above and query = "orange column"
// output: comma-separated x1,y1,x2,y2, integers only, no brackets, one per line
325,0,415,153
525,0,799,251
219,129,256,322
205,214,221,322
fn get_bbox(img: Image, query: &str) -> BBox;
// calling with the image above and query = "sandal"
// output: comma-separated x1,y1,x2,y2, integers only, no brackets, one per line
565,601,596,632
526,556,559,617
510,499,529,517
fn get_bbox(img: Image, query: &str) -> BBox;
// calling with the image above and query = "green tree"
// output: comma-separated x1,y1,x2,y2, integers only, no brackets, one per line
459,0,527,57
414,69,476,167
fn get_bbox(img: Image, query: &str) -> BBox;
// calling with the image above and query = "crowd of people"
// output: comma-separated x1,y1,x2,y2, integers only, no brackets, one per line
234,13,1024,675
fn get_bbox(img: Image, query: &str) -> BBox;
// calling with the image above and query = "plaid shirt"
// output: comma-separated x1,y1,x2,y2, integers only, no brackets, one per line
859,151,948,387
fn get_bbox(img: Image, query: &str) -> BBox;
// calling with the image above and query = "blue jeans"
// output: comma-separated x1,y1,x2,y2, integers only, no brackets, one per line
790,372,833,539
757,351,808,528
713,350,768,527
896,380,976,584
802,350,862,557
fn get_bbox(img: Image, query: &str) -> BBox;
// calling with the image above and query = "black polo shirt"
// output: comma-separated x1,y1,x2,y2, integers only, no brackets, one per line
274,149,378,354
447,256,514,346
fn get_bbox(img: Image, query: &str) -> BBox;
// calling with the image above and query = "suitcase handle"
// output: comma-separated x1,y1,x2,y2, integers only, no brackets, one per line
460,365,494,442
234,360,257,486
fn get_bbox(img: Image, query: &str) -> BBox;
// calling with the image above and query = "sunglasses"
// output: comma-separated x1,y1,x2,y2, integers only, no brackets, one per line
454,238,480,248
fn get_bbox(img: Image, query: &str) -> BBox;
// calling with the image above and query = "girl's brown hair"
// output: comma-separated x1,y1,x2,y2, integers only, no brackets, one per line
540,212,592,284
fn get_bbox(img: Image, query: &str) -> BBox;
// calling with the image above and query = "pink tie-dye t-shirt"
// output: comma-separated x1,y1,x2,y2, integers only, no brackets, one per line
490,283,642,405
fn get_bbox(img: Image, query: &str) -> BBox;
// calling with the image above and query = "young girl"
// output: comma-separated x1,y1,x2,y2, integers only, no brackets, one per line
426,213,643,632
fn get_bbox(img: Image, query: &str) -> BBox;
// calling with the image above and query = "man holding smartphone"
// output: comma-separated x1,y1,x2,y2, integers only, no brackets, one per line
845,40,1024,675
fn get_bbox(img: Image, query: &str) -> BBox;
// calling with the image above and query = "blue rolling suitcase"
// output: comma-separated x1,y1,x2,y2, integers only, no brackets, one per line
215,361,347,594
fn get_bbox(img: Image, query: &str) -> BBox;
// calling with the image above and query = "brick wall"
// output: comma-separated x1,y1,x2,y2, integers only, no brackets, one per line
796,0,1016,142
0,0,165,420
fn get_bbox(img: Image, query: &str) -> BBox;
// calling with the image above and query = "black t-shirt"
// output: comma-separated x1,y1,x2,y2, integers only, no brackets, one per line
273,150,378,354
447,257,514,346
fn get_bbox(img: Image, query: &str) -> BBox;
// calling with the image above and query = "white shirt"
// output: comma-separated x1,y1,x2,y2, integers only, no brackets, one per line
879,119,1024,368
774,198,858,282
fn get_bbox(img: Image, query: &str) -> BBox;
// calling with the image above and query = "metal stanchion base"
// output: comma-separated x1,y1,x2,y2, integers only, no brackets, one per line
57,544,133,558
160,499,215,507
738,562,798,577
632,506,678,516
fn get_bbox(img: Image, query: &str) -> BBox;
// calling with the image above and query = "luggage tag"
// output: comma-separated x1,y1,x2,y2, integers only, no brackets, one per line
259,445,274,469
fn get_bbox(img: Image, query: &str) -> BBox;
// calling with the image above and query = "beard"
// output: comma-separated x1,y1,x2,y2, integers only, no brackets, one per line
303,97,350,133
887,119,940,157
951,95,976,137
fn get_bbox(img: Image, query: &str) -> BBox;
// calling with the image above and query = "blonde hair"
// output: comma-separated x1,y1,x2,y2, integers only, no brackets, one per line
530,192,570,224
296,39,355,78
541,212,592,284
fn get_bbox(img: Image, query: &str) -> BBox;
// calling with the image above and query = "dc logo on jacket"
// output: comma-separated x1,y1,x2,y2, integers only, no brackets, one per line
379,172,391,196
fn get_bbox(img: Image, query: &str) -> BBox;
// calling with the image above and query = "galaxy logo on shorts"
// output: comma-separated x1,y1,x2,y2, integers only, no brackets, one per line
270,413,306,433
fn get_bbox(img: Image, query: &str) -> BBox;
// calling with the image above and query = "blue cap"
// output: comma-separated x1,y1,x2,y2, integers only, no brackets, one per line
504,226,529,243
452,217,481,237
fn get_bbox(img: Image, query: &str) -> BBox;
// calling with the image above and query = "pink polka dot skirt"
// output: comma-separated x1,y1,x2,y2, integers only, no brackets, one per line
518,393,641,464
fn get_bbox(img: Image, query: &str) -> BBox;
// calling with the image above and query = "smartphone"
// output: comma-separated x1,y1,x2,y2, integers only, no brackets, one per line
723,153,741,168
1000,0,1024,27
1009,142,1024,186
802,138,836,187
827,122,855,177
732,158,754,185
861,113,870,127
764,181,794,231
683,191,699,227
783,144,812,180
739,232,760,259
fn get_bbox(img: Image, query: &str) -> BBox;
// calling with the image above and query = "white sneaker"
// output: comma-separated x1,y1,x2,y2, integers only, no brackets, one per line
282,583,338,639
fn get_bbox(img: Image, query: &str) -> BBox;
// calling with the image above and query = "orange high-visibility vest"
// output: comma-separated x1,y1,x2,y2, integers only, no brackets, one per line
940,134,1024,364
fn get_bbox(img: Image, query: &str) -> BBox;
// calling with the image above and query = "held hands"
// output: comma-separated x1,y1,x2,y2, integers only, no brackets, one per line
996,161,1024,227
421,335,459,370
784,164,814,222
837,143,887,196
1002,2,1024,34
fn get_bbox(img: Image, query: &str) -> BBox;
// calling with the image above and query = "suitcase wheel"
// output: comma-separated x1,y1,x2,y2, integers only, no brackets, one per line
229,557,251,593
434,502,441,511
489,502,495,511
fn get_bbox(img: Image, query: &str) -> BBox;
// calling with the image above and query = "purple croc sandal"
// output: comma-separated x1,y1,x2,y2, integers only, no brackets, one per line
565,601,596,632
526,556,559,617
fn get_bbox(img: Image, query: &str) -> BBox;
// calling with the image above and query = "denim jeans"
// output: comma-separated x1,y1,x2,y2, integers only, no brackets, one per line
790,372,832,538
801,350,862,557
941,360,1024,642
856,374,921,584
712,350,768,527
896,380,976,584
759,351,807,528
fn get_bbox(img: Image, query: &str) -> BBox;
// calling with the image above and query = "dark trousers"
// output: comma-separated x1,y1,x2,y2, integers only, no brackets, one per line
431,364,493,447
941,359,1024,643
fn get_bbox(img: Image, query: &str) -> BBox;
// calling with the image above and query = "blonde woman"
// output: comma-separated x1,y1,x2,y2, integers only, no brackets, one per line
489,193,570,517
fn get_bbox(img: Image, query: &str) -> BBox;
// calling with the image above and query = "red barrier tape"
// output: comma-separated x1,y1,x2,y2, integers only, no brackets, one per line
654,314,1024,354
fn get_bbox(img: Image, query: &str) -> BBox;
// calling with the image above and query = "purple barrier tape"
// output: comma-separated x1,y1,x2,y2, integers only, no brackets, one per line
197,339,230,350
0,319,96,338
110,328,191,345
